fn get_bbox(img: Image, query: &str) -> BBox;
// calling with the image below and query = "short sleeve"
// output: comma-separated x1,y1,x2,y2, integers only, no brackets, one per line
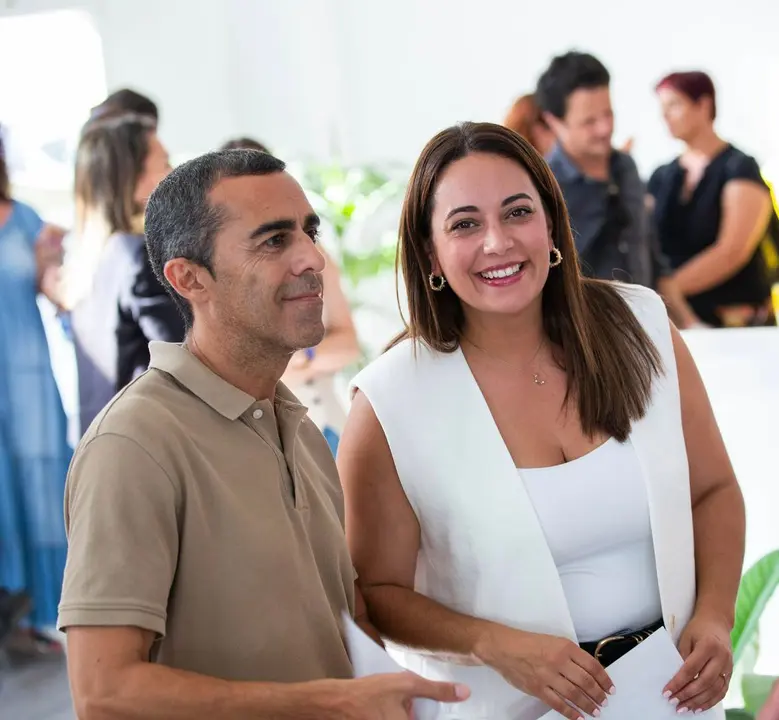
57,433,180,636
724,152,765,187
13,201,44,244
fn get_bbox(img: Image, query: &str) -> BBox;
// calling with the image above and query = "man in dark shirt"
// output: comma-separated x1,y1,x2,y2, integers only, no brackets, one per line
537,52,659,287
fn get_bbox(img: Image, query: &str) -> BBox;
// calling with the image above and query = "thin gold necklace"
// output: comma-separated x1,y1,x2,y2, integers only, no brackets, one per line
463,336,547,386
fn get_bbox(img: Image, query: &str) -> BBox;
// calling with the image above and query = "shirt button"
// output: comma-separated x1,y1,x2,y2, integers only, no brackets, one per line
253,409,263,420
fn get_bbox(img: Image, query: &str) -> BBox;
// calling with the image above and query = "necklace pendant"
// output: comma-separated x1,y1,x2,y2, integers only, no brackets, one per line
533,373,545,386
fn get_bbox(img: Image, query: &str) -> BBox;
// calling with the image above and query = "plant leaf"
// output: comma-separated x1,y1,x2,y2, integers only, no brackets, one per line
725,710,754,720
732,550,779,664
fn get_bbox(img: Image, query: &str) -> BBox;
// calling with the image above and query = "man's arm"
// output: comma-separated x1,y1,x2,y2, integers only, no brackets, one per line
61,435,468,719
67,626,467,720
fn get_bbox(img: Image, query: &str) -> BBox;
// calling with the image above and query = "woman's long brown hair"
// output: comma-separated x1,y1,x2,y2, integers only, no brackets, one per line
63,112,154,309
392,121,661,442
74,112,153,236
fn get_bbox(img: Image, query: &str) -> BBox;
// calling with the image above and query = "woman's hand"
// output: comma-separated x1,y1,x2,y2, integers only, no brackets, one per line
476,626,614,719
35,224,66,307
663,612,733,713
35,223,65,268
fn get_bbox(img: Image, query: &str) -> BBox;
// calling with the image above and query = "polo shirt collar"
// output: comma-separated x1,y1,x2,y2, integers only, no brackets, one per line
149,341,302,421
547,142,585,182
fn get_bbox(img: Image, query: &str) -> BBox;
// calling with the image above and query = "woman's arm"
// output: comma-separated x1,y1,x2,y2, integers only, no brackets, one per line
338,391,613,720
672,180,772,297
35,224,66,307
663,323,745,713
283,252,360,386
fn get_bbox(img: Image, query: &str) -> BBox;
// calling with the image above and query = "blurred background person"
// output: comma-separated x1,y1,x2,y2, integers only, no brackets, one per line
649,71,775,327
503,94,556,156
220,136,270,153
219,137,361,455
0,125,70,654
536,51,698,327
86,87,159,128
64,113,185,437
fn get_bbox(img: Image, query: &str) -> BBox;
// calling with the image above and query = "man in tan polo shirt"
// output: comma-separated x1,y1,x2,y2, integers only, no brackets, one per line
58,149,469,719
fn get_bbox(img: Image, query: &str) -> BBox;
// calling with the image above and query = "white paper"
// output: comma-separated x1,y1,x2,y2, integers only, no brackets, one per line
540,629,717,719
342,612,440,719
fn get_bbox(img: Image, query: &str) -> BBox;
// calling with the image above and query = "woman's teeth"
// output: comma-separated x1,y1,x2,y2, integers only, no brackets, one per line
479,263,523,280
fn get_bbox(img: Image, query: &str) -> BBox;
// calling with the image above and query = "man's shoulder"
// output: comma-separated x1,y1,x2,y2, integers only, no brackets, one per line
612,149,639,173
79,368,195,456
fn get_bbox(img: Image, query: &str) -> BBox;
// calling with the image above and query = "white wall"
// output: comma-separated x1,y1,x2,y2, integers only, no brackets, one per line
3,0,779,181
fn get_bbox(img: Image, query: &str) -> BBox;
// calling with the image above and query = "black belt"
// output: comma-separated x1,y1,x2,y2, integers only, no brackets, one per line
580,619,664,668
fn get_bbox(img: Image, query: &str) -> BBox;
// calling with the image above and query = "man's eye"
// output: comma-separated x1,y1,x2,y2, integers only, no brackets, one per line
265,234,285,248
307,227,321,242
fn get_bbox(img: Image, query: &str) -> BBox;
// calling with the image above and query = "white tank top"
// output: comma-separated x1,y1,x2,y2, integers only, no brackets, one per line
520,437,663,642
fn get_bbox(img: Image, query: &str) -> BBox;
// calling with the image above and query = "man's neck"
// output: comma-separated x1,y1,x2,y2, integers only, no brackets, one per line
186,327,288,401
560,142,610,181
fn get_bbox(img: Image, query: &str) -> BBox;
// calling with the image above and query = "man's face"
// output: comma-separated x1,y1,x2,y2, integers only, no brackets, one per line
547,85,614,162
205,172,326,357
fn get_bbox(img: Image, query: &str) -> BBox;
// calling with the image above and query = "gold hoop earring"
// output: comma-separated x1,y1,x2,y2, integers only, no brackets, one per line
549,247,563,268
428,273,447,291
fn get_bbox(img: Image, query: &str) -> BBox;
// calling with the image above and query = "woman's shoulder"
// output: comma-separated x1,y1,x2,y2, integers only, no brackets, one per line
352,336,441,391
606,283,675,356
720,145,763,184
602,282,670,333
8,200,43,237
648,157,681,194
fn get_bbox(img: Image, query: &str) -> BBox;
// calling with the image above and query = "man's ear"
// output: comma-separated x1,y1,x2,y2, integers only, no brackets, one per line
164,258,211,307
541,111,564,139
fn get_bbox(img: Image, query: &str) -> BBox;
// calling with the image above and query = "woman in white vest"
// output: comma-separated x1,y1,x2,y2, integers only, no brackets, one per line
338,122,743,720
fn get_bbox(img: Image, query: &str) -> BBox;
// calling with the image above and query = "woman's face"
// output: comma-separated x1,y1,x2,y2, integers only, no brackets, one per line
428,151,553,322
134,132,171,207
658,88,709,142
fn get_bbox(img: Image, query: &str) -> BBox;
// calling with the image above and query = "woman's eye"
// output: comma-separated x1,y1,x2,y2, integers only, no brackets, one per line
452,219,476,231
508,207,532,219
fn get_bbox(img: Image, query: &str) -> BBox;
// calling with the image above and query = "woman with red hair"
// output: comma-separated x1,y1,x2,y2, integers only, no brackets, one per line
503,94,557,156
649,71,774,327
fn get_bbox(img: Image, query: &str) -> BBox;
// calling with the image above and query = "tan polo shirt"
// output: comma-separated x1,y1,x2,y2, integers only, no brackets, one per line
58,342,355,682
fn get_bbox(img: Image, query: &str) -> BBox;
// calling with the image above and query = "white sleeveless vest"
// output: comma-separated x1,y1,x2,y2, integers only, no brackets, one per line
352,285,724,720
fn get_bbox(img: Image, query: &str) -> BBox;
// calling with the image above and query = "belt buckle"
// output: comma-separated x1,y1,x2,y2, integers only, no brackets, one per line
594,634,625,662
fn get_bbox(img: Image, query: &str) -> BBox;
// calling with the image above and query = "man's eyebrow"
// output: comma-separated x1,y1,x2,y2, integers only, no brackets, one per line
249,214,321,239
249,219,296,239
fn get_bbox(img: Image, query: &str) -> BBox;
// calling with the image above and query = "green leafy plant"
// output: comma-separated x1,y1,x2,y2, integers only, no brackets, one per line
725,550,779,717
733,551,779,665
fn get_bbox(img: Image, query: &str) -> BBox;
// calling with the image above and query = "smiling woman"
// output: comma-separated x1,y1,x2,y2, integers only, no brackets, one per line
338,122,743,719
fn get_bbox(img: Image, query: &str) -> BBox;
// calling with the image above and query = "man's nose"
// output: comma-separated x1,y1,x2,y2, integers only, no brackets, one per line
293,232,326,275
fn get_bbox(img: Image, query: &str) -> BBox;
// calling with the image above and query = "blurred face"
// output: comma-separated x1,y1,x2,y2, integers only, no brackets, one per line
658,87,711,142
134,132,171,207
545,86,614,161
530,121,557,157
202,172,326,354
429,152,553,322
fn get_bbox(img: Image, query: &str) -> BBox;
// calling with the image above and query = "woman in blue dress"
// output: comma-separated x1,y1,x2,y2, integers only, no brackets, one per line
0,129,71,647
